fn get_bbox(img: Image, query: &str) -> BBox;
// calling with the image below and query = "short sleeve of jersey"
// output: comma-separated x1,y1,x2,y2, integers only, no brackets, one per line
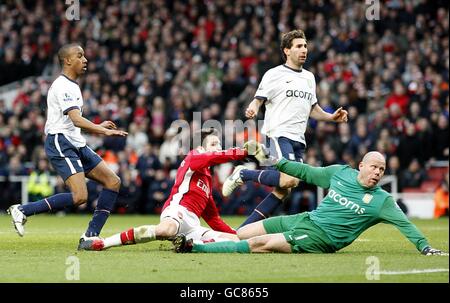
311,74,318,107
55,85,80,115
254,70,272,102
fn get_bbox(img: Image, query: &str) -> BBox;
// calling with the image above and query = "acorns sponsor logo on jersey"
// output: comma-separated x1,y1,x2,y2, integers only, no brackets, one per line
286,90,313,101
327,189,366,215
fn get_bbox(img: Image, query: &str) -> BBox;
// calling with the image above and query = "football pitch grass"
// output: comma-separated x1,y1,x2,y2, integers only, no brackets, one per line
0,214,448,283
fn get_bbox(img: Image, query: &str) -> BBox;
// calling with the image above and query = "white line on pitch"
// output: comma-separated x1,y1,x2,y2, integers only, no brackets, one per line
376,268,449,275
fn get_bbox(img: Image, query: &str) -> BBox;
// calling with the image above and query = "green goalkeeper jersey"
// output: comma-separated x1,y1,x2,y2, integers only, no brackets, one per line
275,159,430,252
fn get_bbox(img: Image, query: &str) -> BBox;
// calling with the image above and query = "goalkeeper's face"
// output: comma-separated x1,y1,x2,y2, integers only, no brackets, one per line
358,153,386,188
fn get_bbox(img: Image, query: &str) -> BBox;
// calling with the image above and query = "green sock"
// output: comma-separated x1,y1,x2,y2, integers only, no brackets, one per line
192,240,250,253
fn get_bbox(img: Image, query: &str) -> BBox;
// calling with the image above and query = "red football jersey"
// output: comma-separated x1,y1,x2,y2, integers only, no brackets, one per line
162,148,247,234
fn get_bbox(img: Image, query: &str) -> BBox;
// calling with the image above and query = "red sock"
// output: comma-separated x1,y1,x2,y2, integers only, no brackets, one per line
120,228,135,245
202,238,216,243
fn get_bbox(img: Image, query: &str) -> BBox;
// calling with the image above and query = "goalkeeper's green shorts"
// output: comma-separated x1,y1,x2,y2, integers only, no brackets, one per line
263,212,336,253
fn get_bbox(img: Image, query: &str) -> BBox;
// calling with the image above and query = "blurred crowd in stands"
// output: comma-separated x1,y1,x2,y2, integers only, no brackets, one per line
0,0,448,216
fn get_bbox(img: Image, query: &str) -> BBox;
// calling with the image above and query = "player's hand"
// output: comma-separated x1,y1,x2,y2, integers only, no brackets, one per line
245,101,260,119
100,121,117,129
105,129,128,137
330,107,348,123
243,140,278,166
421,246,448,256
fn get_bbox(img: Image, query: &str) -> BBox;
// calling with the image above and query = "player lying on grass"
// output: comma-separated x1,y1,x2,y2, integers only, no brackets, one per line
174,146,447,256
78,130,266,251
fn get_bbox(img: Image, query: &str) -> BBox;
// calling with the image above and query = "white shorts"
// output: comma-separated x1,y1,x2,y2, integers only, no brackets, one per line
160,205,219,241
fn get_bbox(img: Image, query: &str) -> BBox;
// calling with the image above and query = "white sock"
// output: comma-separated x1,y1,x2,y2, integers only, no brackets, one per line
134,225,156,243
211,236,231,242
201,232,232,243
103,234,122,248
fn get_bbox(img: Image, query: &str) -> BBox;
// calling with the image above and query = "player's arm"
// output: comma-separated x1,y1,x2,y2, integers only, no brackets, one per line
189,148,248,170
275,158,344,188
246,70,271,119
378,197,446,255
310,104,348,123
202,197,236,234
67,109,127,137
245,98,265,119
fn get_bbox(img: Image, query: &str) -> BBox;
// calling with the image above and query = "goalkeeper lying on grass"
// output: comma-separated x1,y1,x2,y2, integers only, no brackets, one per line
174,143,447,256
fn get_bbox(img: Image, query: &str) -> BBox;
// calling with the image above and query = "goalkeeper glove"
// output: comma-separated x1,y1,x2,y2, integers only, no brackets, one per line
243,140,279,166
421,246,448,256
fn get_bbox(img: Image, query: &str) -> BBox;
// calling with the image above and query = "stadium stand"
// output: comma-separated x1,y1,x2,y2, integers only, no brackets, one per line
0,0,448,216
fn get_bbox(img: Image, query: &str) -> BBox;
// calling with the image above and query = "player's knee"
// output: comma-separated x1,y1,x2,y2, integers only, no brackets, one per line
72,193,88,206
247,236,268,251
236,229,246,239
105,175,121,191
289,178,300,188
273,187,290,200
155,222,178,239
279,176,299,189
237,229,254,240
237,224,255,239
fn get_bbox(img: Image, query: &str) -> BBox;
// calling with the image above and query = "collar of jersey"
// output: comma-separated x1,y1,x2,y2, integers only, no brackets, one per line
283,64,302,73
61,74,79,85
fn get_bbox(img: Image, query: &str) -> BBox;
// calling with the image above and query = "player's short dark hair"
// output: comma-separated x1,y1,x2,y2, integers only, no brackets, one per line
197,128,219,148
280,29,307,61
57,43,81,67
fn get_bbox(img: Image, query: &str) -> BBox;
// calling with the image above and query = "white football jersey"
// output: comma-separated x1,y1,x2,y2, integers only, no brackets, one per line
44,75,86,147
255,64,318,145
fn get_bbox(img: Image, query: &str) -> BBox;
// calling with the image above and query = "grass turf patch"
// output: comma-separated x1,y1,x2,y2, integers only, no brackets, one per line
0,214,448,282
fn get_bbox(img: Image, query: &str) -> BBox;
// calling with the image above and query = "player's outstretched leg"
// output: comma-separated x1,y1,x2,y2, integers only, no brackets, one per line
222,165,246,196
172,234,193,253
223,166,285,228
78,225,157,251
7,204,27,237
240,169,281,188
222,166,281,197
77,238,105,251
80,188,118,245
7,193,74,237
239,173,299,228
173,234,251,254
239,191,284,228
80,162,121,248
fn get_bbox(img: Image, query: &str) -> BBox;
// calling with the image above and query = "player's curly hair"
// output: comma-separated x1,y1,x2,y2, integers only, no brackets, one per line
280,29,307,61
